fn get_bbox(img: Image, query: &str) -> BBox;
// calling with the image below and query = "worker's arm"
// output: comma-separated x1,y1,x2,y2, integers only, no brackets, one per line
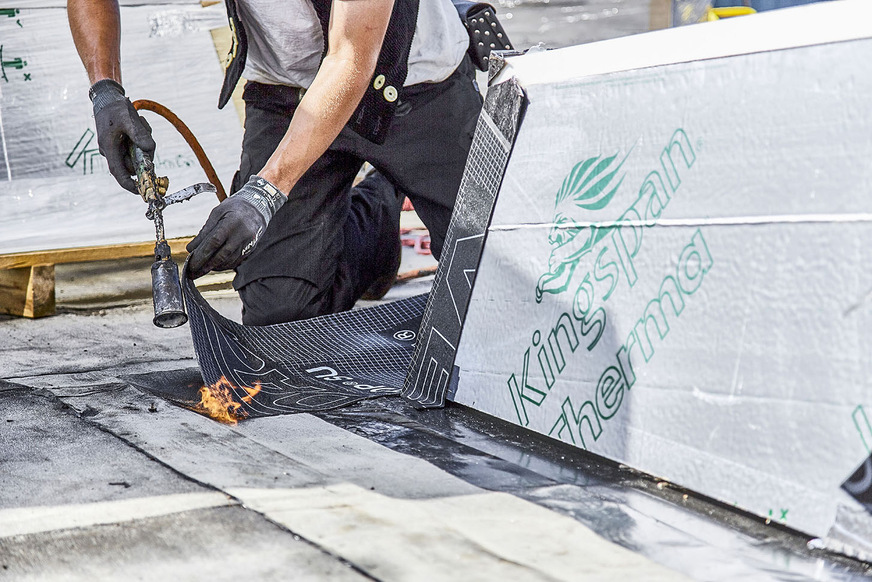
68,0,122,84
186,0,395,279
68,0,156,193
258,0,394,193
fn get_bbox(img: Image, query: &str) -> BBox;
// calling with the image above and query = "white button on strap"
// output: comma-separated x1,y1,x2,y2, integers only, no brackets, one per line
384,85,398,102
373,74,386,90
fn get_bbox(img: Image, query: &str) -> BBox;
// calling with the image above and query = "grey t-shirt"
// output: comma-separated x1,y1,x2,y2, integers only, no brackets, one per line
236,0,469,89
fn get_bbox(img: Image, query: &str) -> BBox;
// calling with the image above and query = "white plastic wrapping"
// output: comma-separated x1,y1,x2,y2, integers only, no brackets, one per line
0,2,240,254
454,0,872,558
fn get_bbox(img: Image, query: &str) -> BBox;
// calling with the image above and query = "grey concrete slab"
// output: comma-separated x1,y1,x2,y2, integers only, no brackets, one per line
2,256,432,382
4,308,869,580
0,306,194,381
0,492,235,538
231,484,689,582
0,504,370,582
37,378,479,500
56,258,164,310
235,414,482,499
47,383,326,491
0,385,205,510
1,259,244,382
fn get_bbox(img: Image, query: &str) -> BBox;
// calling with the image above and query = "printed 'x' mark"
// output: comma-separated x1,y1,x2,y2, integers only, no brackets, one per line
768,508,789,520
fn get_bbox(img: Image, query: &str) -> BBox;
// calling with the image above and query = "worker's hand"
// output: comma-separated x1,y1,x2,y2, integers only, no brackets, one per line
89,79,156,193
186,176,288,279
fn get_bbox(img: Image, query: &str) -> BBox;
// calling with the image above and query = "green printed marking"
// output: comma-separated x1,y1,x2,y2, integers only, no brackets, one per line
535,128,695,304
853,405,872,453
767,508,789,521
511,128,704,431
66,129,195,177
0,9,23,27
66,129,101,175
0,45,28,83
545,229,713,440
3,57,25,69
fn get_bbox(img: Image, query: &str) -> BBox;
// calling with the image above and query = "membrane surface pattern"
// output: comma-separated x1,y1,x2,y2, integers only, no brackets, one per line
180,269,425,415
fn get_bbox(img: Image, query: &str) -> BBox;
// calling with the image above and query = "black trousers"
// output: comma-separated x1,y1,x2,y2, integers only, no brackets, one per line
231,58,483,326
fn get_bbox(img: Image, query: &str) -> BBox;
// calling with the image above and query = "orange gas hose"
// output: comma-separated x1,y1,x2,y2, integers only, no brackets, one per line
132,99,437,285
132,99,227,201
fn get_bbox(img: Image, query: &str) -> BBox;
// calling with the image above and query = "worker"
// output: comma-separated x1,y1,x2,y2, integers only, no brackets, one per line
68,0,483,325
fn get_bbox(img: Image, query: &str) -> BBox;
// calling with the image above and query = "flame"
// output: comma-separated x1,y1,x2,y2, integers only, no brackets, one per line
193,376,262,425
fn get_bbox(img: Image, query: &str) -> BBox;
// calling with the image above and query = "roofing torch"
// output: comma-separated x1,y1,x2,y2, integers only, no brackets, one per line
130,145,215,328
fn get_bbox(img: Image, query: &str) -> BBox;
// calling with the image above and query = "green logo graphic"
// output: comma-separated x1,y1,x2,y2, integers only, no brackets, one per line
536,151,631,303
509,129,705,440
66,128,196,176
66,129,101,175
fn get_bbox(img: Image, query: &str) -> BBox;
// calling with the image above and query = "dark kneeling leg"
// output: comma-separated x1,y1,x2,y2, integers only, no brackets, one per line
237,276,330,326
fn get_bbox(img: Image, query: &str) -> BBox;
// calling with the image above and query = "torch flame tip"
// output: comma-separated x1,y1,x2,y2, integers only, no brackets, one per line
193,376,262,425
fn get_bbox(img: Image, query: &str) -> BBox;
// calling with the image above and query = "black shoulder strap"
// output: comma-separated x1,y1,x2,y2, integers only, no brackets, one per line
219,0,419,144
310,0,419,144
218,0,248,109
309,0,330,54
451,1,514,71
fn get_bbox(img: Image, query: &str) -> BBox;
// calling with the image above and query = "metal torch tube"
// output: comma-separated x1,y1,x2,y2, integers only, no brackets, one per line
151,258,188,328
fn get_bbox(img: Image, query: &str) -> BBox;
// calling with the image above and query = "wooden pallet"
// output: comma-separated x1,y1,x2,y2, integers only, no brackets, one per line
0,238,192,318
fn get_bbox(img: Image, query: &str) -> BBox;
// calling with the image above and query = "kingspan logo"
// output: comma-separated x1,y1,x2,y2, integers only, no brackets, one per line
536,150,632,303
510,129,707,446
535,129,697,304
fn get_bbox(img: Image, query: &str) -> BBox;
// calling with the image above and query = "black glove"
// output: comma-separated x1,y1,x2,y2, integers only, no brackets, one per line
89,79,156,193
186,175,288,279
